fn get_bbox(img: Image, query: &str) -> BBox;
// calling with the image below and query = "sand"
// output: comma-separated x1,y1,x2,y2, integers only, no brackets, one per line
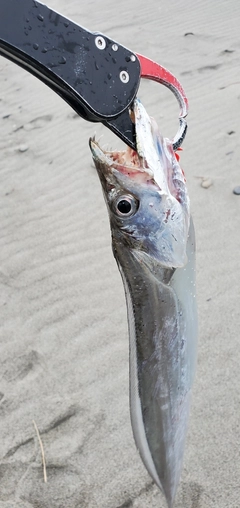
0,0,240,506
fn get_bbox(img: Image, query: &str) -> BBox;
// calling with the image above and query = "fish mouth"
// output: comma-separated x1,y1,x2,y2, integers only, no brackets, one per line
89,136,147,177
90,99,190,219
89,99,156,179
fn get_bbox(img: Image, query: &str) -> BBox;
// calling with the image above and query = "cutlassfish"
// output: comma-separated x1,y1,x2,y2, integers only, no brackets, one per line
89,99,197,507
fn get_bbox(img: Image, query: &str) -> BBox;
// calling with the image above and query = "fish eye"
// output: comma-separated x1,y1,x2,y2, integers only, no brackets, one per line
114,194,138,217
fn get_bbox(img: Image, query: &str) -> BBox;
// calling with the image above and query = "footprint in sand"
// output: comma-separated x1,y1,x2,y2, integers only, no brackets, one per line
197,64,222,73
2,350,44,383
179,481,210,508
16,464,88,508
24,114,53,131
181,63,222,77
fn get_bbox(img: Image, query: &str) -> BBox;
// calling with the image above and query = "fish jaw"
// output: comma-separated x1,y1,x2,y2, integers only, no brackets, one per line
90,103,190,269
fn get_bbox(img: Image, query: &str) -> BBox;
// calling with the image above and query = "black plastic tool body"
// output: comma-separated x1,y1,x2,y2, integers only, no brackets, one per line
0,0,141,147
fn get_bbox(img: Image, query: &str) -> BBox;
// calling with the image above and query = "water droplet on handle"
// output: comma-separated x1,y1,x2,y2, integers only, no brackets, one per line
59,56,66,65
37,14,44,21
33,43,39,50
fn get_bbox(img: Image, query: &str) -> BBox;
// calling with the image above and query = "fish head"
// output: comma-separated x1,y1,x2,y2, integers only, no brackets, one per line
90,99,190,268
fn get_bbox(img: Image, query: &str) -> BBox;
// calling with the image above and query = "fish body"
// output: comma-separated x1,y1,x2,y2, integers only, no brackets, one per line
90,100,197,507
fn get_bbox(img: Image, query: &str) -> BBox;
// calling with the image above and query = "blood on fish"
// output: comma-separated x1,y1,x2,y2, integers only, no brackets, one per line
111,148,139,168
164,208,171,223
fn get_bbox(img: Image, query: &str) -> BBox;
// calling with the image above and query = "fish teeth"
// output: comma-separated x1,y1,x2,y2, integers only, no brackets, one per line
101,143,110,152
96,134,104,145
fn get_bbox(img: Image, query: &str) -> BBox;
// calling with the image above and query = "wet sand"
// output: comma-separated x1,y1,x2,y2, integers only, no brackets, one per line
0,1,240,506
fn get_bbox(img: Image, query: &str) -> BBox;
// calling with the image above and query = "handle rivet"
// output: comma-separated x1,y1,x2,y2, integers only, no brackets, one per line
95,36,106,50
120,70,129,83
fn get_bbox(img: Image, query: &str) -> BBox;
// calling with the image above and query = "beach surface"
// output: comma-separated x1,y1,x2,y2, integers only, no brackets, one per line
0,1,240,506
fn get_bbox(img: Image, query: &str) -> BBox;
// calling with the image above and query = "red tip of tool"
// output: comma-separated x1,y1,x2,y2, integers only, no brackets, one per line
136,53,188,119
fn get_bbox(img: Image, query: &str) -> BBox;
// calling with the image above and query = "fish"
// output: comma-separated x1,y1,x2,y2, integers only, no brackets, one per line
89,99,197,508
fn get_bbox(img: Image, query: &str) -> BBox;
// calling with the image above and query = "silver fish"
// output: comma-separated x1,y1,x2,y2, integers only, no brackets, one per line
89,99,197,508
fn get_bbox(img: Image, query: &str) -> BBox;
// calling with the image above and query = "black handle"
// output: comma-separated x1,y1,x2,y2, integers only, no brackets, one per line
0,0,141,125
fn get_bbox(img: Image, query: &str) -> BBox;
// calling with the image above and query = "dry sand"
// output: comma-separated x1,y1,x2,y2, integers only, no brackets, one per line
1,0,240,507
